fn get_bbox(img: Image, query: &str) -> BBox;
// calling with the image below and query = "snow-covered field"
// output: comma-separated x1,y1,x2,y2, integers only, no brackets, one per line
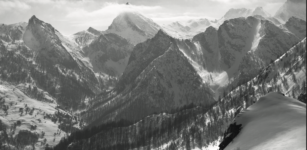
225,93,306,150
0,82,67,149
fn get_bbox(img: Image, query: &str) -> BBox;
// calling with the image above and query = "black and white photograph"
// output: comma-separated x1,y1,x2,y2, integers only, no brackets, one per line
0,0,306,149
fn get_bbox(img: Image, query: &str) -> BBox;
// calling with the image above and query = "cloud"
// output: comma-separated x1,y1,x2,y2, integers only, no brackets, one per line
66,3,161,18
0,0,31,14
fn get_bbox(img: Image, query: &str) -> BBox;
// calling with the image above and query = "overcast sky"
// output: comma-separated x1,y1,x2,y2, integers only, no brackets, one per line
0,0,286,35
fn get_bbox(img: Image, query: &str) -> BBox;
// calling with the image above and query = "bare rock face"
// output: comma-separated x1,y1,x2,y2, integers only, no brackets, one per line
24,15,77,68
82,33,134,77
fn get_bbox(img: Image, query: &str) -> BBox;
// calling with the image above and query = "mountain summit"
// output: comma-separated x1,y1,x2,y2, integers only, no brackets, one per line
106,11,160,45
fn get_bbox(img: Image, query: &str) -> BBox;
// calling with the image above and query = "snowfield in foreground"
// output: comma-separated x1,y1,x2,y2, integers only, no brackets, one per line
225,92,306,150
0,82,67,149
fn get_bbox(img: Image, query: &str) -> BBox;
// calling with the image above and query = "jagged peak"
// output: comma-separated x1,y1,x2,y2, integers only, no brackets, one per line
29,15,40,24
30,15,37,20
154,29,172,39
87,27,95,31
108,11,158,31
87,27,101,35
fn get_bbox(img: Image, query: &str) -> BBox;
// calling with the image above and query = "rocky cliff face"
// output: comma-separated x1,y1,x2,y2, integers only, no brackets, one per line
23,15,79,69
82,33,133,77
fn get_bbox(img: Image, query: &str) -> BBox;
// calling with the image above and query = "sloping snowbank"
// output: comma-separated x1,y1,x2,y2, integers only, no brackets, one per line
225,92,306,150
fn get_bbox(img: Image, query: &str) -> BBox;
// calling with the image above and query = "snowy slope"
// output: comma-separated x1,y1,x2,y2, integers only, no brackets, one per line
221,93,306,150
105,11,160,45
0,82,72,149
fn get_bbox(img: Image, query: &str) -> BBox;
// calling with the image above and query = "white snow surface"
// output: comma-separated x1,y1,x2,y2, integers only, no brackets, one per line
106,11,160,45
225,92,306,150
0,82,67,149
250,21,264,51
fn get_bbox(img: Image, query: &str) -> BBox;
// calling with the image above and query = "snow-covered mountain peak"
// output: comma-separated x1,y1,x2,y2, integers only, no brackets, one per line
223,8,252,20
155,29,172,39
252,6,270,17
23,15,82,69
106,11,160,45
